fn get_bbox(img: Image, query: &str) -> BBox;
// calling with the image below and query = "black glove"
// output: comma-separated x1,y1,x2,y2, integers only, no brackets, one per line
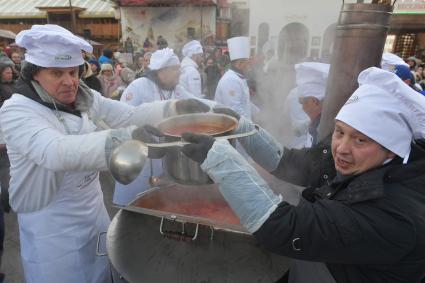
132,125,167,159
181,133,215,163
213,106,240,121
175,99,210,115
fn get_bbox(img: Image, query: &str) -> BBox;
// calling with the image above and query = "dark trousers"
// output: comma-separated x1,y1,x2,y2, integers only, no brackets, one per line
0,147,10,273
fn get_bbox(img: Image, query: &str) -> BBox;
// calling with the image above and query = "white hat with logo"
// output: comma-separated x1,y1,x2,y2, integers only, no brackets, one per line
15,24,92,68
149,47,180,70
336,67,425,161
182,40,203,58
227,36,250,61
296,62,330,101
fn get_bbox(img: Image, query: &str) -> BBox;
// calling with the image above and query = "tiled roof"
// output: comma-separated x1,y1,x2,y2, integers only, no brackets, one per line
0,0,115,19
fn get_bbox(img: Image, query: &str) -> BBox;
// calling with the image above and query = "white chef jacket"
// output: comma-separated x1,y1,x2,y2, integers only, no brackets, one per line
121,76,196,105
179,56,203,98
215,69,251,119
0,89,169,283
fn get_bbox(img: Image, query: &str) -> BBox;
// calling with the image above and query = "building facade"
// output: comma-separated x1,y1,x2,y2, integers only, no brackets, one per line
0,0,119,52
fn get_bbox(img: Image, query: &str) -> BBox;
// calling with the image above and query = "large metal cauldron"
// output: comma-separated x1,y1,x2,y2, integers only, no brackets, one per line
157,113,238,185
106,183,290,283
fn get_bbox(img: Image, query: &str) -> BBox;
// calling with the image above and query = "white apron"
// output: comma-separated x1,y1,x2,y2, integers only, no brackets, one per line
18,113,112,283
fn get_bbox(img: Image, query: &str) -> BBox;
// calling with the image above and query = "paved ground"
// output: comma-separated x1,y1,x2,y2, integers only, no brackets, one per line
1,171,118,283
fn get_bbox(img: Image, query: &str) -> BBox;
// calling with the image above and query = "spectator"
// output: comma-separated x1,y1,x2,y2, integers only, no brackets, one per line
143,38,153,53
204,57,221,100
135,52,152,79
156,35,168,50
88,59,100,75
0,64,15,105
82,61,102,94
97,63,124,98
10,51,22,73
0,62,14,283
98,48,114,66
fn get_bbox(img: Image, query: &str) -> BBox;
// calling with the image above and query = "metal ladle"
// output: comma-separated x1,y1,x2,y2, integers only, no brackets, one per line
109,127,258,185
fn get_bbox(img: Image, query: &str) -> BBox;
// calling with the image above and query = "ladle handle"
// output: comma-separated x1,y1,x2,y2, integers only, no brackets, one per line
145,126,259,148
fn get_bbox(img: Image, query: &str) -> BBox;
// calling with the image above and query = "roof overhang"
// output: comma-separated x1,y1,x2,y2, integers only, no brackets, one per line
36,6,86,13
119,0,216,7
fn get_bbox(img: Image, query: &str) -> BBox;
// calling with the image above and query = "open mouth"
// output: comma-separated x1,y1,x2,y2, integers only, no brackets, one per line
335,157,352,169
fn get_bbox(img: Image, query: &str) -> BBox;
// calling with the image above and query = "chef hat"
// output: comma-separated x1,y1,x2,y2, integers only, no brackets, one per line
182,40,203,58
296,62,330,101
148,47,180,70
227,36,250,61
336,67,425,161
15,24,92,68
381,52,409,71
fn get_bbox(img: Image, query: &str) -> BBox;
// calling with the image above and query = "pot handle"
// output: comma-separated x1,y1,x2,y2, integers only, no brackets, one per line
96,231,108,256
159,217,200,241
146,126,259,148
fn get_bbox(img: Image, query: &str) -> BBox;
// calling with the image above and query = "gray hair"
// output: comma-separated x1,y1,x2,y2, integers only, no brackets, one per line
20,61,85,81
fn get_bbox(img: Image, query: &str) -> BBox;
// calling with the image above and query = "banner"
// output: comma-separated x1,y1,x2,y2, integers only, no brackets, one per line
121,6,216,52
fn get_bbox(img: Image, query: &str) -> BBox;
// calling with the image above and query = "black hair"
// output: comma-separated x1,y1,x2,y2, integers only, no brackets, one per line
20,61,85,81
102,48,113,59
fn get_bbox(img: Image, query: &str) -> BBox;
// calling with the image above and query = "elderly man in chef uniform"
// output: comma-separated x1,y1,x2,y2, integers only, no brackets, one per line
215,36,253,119
0,24,208,283
179,40,204,98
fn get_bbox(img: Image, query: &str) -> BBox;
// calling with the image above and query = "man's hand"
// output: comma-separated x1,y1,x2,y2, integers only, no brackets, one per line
181,133,215,163
132,125,166,159
213,106,240,121
175,99,210,115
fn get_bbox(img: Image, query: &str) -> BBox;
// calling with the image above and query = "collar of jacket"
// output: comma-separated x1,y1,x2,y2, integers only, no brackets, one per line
143,69,176,91
181,56,199,70
229,66,246,79
15,78,94,117
315,142,425,204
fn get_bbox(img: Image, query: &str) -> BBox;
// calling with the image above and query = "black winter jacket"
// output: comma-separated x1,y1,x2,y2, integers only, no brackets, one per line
255,139,425,283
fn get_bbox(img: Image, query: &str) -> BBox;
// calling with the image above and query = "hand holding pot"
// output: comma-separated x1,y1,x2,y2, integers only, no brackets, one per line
181,133,215,163
132,125,167,159
213,106,240,121
173,99,210,115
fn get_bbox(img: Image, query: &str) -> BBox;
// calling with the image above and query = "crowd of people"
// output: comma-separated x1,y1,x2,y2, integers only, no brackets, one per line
0,23,424,283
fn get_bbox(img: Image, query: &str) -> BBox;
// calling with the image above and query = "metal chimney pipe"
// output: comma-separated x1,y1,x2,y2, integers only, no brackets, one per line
317,3,393,141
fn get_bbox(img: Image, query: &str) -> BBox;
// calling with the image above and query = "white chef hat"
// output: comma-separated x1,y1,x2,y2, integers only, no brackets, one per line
182,40,203,58
381,52,409,71
227,36,250,61
15,24,92,68
336,67,425,161
296,62,330,101
148,47,180,70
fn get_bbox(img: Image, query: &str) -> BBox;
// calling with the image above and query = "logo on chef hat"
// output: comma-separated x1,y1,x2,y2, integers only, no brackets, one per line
55,55,72,61
388,65,397,74
345,94,359,105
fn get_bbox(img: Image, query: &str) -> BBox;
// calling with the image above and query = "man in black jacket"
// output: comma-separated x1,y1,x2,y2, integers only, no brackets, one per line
181,67,425,282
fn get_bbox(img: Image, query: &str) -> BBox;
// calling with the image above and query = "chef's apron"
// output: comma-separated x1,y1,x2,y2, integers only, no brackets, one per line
18,113,112,283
